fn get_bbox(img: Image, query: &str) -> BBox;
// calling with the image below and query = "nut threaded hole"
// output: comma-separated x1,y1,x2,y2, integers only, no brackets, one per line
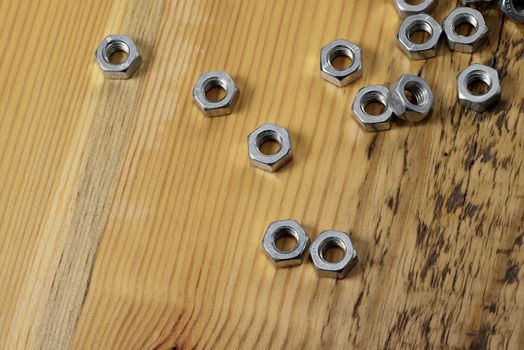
452,13,479,37
466,70,492,96
274,227,299,253
319,238,347,264
328,46,355,71
104,40,130,65
404,81,430,106
407,20,433,44
513,0,524,12
361,90,388,116
203,78,228,102
256,130,282,155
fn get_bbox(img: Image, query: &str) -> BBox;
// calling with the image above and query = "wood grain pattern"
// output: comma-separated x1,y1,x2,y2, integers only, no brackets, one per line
0,0,523,349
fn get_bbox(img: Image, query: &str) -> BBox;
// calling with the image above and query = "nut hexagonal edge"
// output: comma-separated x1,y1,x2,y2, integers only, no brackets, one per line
310,231,358,279
457,64,501,112
192,71,240,117
352,85,394,132
96,35,142,79
320,39,363,87
248,124,292,172
443,7,489,53
500,0,524,23
397,14,443,60
388,74,434,122
394,0,436,18
262,219,310,267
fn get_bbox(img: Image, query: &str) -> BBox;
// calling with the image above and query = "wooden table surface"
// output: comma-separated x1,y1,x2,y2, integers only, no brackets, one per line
1,0,523,349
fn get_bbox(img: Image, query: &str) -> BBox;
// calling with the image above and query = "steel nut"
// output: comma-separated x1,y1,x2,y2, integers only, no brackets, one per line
96,35,142,79
310,231,357,279
192,71,239,117
388,74,434,122
397,14,443,60
248,124,292,172
320,39,363,87
500,0,524,23
352,85,394,132
262,220,310,267
394,0,436,18
457,64,501,112
443,8,489,53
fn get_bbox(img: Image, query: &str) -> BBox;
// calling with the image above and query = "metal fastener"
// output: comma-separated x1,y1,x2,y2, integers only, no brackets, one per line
192,71,240,117
248,124,292,172
352,85,394,132
443,7,489,53
500,0,524,23
397,14,443,60
310,231,357,279
96,35,141,79
262,220,310,267
457,64,501,112
394,0,436,18
320,39,363,87
388,74,434,122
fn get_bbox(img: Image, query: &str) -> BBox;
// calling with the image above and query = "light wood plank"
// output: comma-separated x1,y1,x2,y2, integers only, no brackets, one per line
0,0,523,349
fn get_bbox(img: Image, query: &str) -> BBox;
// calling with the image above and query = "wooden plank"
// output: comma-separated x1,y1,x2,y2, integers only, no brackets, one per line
0,0,523,349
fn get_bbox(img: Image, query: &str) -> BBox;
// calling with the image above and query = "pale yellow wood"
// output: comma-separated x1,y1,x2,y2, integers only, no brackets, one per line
0,0,523,349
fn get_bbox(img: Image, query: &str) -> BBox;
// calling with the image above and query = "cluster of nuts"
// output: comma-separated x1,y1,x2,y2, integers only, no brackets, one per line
92,0,519,280
394,0,503,112
320,38,435,131
262,220,358,279
396,2,490,59
316,0,509,132
395,0,523,24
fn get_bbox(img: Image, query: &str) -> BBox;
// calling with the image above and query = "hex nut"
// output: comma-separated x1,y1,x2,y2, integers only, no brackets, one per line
457,64,501,112
96,35,141,79
320,39,363,87
310,231,357,279
262,220,310,267
397,14,443,60
500,0,524,23
352,85,394,132
192,71,240,117
248,124,292,172
388,74,434,122
443,8,489,53
394,0,436,18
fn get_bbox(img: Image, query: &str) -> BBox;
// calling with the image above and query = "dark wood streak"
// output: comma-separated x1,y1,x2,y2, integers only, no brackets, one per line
470,325,493,350
504,263,520,284
367,134,378,160
446,184,465,213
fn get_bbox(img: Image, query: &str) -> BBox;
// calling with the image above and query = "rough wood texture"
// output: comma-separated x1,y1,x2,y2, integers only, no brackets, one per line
0,0,523,349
